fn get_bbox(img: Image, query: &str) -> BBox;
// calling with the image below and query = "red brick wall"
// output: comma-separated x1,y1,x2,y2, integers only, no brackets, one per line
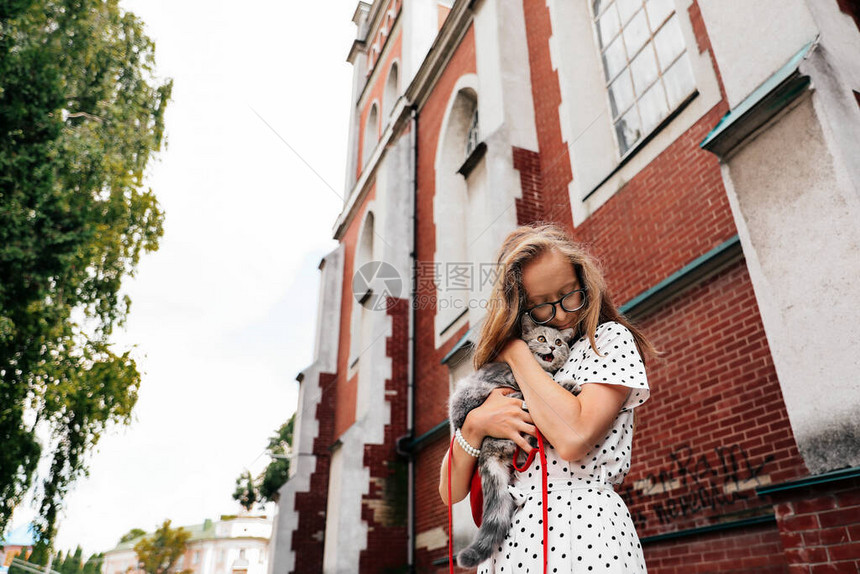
570,103,734,305
836,0,860,32
688,0,727,102
291,371,337,574
521,0,574,230
412,21,477,571
628,259,807,539
358,297,410,572
770,477,860,572
512,146,544,226
643,522,789,573
413,21,476,431
414,438,450,572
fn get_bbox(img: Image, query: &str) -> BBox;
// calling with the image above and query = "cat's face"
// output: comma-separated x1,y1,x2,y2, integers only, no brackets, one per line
520,314,575,371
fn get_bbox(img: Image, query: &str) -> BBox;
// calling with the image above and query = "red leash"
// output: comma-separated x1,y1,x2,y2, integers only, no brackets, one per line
447,432,548,574
447,435,456,574
514,431,548,574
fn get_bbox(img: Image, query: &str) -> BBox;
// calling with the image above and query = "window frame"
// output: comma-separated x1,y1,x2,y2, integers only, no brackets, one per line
589,0,698,160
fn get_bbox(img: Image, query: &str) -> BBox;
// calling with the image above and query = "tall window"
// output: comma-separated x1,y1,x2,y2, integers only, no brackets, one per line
363,103,379,168
383,62,399,121
465,108,479,158
591,0,696,156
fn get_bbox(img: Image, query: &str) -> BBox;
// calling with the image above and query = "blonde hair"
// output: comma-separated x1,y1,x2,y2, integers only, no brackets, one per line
472,222,657,371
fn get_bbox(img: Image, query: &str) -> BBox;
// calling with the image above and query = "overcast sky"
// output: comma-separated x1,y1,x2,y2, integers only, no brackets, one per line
10,0,359,555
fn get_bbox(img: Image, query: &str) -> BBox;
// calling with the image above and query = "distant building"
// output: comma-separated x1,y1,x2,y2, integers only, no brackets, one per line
102,516,271,574
1,524,36,574
269,0,860,572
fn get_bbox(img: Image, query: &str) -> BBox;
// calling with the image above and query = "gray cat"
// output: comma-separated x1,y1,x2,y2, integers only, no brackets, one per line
448,314,578,568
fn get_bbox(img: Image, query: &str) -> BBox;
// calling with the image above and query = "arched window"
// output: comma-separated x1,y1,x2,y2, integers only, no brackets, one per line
363,103,379,168
349,211,375,420
465,106,479,158
383,62,399,122
435,86,479,336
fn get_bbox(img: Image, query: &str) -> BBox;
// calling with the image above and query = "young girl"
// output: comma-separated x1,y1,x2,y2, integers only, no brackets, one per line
439,222,656,573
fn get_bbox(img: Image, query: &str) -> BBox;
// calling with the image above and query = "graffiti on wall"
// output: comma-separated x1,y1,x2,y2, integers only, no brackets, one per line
618,443,775,528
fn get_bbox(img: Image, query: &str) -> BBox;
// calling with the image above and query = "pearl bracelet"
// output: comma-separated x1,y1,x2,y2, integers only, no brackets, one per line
455,428,481,457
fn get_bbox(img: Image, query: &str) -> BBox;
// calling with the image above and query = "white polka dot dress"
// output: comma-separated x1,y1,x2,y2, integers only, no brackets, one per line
476,321,650,573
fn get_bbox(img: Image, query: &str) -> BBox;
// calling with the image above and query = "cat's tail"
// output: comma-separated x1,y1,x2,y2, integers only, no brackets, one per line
456,453,516,568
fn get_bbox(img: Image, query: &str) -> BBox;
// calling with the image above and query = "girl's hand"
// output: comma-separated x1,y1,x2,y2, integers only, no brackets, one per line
464,387,537,453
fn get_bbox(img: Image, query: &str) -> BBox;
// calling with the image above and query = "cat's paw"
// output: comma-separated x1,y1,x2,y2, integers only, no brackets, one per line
560,381,582,395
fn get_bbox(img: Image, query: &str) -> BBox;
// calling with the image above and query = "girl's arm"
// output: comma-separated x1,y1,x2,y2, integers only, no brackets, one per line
439,387,537,504
438,408,482,505
499,339,630,461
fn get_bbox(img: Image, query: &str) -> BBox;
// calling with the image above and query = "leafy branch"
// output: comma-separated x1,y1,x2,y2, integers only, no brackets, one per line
232,413,295,509
0,0,172,544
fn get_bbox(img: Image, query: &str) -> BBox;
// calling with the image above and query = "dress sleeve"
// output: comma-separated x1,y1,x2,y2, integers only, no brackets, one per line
571,322,649,412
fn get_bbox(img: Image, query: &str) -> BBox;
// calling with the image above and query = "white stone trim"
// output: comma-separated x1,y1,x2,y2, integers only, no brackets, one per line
473,0,539,151
268,244,344,574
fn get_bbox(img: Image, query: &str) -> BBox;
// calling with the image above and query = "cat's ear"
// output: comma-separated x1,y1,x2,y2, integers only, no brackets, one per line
521,313,537,335
559,327,575,341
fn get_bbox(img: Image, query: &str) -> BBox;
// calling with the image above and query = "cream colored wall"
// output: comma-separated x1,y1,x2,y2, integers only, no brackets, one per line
697,0,818,109
720,94,860,473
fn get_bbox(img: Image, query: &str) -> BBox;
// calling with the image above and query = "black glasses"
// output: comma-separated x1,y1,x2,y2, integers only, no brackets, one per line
523,287,587,325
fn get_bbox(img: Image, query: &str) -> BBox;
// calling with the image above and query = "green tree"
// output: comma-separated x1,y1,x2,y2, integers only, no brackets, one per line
0,0,172,545
10,546,100,574
232,470,258,512
81,553,103,574
59,546,82,574
232,413,295,509
133,520,193,574
119,528,147,544
25,544,48,567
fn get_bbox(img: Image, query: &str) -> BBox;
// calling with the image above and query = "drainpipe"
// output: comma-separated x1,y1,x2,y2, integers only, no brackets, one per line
408,102,418,573
394,102,419,573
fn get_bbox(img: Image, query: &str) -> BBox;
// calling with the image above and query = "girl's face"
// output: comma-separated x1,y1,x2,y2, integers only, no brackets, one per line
521,249,584,331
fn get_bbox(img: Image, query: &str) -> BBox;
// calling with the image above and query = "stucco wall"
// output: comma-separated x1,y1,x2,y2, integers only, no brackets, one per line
720,93,860,473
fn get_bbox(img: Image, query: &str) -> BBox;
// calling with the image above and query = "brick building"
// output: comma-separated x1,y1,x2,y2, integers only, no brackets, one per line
267,0,860,572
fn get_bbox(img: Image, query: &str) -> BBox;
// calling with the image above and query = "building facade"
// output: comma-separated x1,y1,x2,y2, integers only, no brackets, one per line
1,524,35,574
102,516,271,574
269,0,860,572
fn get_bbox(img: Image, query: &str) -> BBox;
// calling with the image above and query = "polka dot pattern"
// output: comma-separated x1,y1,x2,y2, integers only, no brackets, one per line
553,321,650,415
476,322,649,573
